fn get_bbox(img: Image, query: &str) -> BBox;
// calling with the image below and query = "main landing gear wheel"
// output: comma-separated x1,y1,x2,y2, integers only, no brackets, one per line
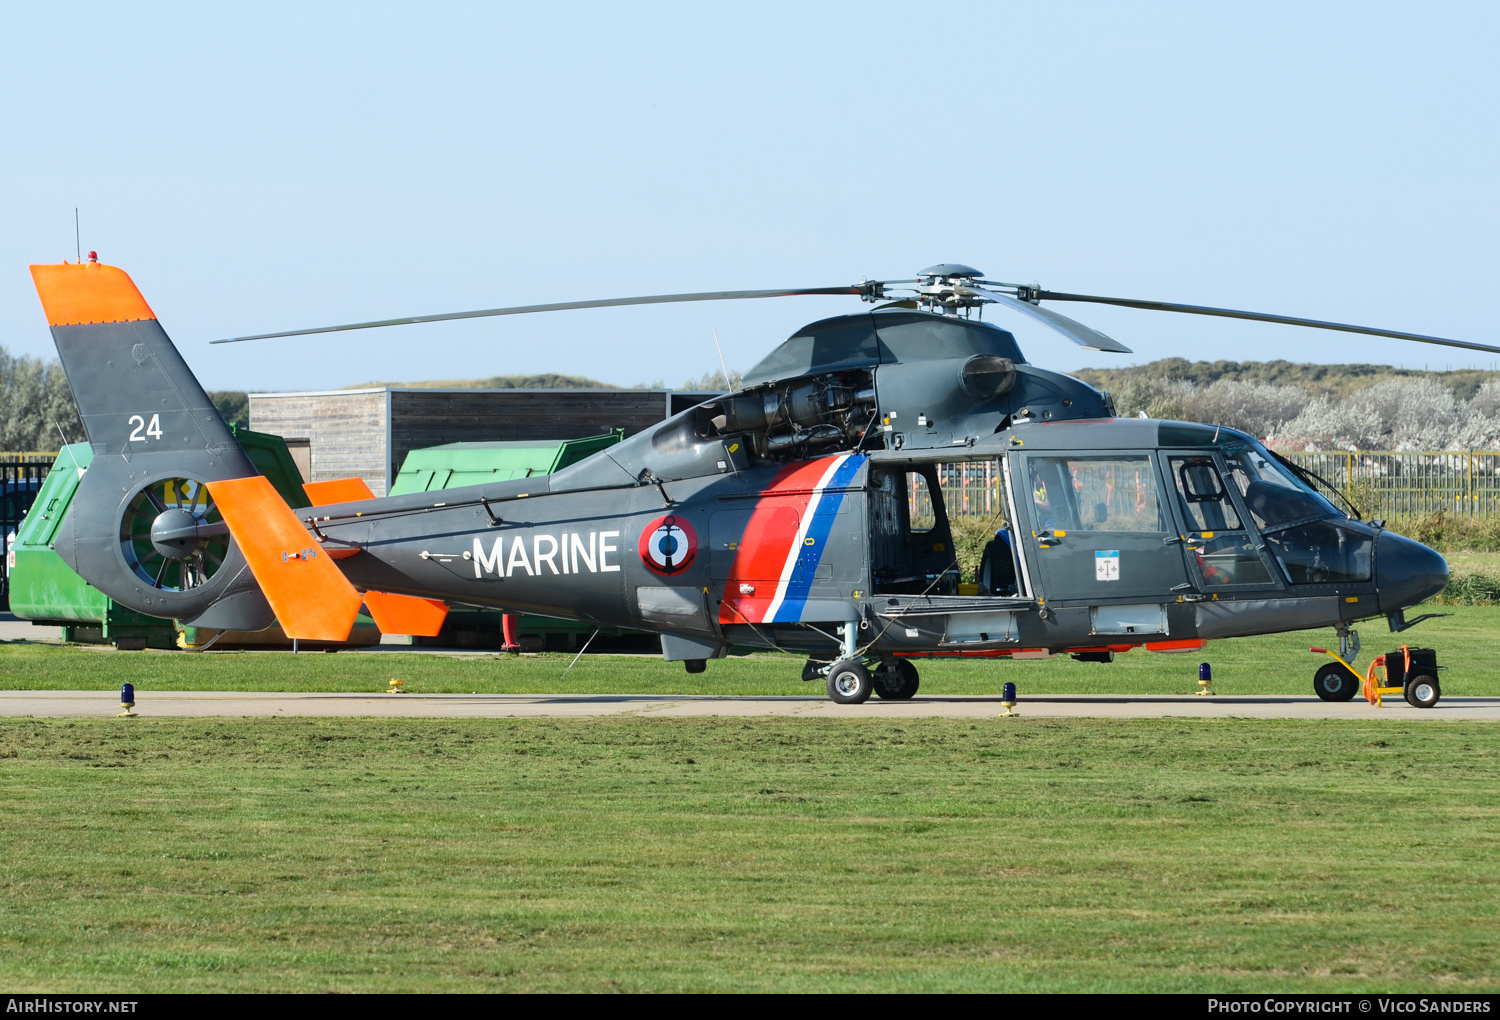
1405,674,1441,709
1313,662,1360,702
826,660,873,704
874,659,920,700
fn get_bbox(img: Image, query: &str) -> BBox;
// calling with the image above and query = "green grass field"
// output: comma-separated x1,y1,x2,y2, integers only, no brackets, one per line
3,604,1497,696
0,716,1495,992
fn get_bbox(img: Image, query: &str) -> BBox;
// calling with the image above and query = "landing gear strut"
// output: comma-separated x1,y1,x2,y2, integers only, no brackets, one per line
1313,625,1363,701
823,619,877,704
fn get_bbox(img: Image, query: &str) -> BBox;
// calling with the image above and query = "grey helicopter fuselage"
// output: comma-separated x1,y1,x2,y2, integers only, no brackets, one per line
30,262,1447,680
309,308,1446,664
322,412,1447,665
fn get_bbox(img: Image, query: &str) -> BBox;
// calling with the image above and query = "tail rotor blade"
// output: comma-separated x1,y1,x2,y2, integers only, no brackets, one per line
1035,291,1500,355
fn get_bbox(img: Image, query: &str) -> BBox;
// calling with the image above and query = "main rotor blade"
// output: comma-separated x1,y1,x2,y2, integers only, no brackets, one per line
210,286,864,344
1036,291,1500,355
974,289,1133,353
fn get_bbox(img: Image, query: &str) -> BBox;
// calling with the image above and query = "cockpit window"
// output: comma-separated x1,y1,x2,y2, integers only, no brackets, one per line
1263,521,1373,584
1221,444,1338,531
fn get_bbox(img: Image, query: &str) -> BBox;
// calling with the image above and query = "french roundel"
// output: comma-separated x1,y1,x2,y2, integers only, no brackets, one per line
639,514,698,575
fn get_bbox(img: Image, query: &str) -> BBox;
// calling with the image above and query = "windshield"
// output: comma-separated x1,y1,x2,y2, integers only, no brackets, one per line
1220,442,1339,531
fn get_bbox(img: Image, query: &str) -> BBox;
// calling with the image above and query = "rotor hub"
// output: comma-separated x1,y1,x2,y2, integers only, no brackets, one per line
914,264,990,316
149,506,210,560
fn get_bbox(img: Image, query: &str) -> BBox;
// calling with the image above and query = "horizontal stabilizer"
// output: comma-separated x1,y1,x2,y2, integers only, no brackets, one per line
303,477,375,505
205,475,364,641
363,591,449,637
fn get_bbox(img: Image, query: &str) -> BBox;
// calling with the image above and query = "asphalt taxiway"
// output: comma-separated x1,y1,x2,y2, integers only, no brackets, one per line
1,691,1496,720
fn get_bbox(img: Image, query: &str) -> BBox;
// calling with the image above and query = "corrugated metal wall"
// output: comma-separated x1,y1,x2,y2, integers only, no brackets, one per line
248,389,389,494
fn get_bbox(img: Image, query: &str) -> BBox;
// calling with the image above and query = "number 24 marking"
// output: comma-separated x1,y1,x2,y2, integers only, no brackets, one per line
127,414,163,442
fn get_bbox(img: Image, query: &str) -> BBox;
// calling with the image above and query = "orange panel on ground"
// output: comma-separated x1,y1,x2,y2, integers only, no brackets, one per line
205,475,364,641
303,477,375,505
30,263,156,326
363,591,449,637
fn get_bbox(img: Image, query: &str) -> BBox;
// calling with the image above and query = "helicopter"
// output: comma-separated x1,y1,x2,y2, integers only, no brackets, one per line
29,259,1478,704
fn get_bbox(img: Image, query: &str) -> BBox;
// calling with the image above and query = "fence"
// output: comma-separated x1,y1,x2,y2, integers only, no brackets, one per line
910,451,1500,522
0,452,59,603
1283,451,1500,519
910,460,1006,528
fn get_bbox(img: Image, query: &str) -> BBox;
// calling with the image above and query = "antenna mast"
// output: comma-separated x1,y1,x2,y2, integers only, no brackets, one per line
712,328,732,390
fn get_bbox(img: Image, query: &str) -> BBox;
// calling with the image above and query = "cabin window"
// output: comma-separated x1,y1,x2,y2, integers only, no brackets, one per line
907,471,938,533
1170,456,1244,532
869,464,960,595
1027,455,1164,533
1164,455,1276,586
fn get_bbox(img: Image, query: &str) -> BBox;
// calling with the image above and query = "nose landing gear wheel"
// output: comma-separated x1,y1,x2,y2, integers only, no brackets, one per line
826,660,873,704
1405,675,1441,708
1313,662,1359,702
874,659,920,700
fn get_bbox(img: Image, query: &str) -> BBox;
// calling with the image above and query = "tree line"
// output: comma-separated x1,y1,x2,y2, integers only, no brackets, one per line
0,348,82,451
13,347,1497,453
0,345,253,451
1101,373,1500,451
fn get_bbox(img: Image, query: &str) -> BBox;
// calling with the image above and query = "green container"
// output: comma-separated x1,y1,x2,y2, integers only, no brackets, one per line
8,428,310,645
389,430,625,495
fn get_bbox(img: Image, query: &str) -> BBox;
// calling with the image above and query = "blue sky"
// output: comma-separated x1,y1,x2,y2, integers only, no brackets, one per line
2,2,1496,391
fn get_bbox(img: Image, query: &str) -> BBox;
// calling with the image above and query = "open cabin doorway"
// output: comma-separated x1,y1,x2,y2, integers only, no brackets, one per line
868,458,1022,598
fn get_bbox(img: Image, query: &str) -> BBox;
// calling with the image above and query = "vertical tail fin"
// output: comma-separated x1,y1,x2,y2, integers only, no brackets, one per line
30,261,271,630
31,262,247,460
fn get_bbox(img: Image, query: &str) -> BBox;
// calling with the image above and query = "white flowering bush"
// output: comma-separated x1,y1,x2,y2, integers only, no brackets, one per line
1102,371,1500,450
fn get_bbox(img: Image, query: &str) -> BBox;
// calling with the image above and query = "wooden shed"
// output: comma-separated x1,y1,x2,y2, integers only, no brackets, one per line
247,387,713,496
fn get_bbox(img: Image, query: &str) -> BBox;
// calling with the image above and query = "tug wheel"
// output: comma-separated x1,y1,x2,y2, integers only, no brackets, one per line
826,660,873,704
1313,662,1359,702
874,659,920,700
1405,675,1441,709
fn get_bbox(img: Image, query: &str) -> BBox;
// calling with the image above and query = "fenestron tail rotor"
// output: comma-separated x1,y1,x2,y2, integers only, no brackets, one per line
209,262,1498,356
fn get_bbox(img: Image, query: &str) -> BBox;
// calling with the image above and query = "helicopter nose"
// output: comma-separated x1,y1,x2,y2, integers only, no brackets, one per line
1376,530,1449,615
